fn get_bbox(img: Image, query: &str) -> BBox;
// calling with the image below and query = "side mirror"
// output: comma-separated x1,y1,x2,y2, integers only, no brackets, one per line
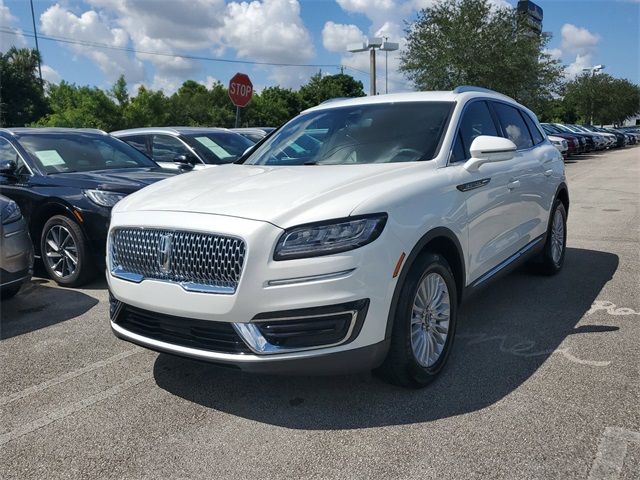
0,159,17,175
173,154,196,169
464,136,517,172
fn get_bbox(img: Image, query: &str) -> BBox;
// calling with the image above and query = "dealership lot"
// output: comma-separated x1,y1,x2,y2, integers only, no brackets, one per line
1,147,638,479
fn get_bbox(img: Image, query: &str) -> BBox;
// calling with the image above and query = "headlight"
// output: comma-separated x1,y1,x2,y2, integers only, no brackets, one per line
1,200,22,225
274,213,387,260
84,189,127,208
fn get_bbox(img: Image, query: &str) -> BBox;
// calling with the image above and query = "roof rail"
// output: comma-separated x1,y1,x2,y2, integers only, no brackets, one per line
453,85,515,101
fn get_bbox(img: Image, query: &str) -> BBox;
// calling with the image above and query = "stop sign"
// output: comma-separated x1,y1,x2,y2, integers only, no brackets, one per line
228,73,253,108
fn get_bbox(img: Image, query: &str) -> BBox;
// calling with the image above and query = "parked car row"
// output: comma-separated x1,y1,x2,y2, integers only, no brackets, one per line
541,122,638,158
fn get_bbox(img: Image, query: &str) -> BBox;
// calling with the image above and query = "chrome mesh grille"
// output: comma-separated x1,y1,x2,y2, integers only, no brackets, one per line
111,228,246,293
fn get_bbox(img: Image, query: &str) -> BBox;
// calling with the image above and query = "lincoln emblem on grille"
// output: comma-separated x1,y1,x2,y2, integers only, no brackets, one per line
157,233,173,273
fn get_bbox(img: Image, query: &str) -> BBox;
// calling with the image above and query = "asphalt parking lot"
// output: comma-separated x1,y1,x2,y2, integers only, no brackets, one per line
1,147,638,480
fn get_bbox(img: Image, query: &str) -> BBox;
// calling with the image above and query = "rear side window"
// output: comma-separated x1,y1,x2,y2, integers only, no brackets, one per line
521,113,544,145
454,101,499,161
152,135,191,163
120,135,149,155
492,102,533,150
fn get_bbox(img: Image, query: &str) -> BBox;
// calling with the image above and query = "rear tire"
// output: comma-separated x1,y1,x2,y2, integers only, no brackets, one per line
536,200,567,275
377,253,458,388
40,215,95,287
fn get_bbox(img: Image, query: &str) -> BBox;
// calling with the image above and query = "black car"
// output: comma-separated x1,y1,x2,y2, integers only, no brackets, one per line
0,128,176,287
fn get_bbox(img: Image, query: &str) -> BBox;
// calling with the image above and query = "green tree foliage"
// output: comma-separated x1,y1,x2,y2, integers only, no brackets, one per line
244,86,302,127
28,72,365,131
121,85,171,128
0,47,48,127
36,81,121,130
299,73,365,109
400,0,564,111
564,74,640,125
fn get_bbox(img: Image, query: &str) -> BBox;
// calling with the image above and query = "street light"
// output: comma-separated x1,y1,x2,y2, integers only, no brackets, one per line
380,39,399,94
348,37,384,96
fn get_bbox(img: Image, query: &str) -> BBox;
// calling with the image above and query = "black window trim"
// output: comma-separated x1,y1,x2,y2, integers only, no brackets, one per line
0,137,35,176
488,100,538,152
447,98,501,165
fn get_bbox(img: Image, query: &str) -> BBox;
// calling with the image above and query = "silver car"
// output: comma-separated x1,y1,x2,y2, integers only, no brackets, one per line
0,194,33,299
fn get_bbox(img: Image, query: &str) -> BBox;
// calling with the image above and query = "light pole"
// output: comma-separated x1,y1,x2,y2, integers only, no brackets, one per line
29,0,43,85
348,37,383,96
380,39,399,94
581,65,605,125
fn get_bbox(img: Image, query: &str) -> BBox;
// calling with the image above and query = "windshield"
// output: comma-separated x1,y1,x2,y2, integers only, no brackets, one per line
245,101,454,166
18,133,157,174
182,132,254,164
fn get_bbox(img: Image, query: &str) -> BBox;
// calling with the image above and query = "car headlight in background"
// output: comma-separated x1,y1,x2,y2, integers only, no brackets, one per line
1,200,22,225
84,189,127,208
274,213,387,260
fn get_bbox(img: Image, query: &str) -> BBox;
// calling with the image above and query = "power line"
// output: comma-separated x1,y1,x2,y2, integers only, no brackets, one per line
0,27,370,77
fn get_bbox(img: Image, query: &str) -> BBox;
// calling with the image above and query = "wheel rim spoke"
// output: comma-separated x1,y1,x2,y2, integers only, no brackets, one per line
45,224,78,278
410,272,451,368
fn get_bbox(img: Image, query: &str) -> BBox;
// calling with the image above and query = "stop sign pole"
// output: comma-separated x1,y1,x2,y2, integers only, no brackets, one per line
228,73,253,128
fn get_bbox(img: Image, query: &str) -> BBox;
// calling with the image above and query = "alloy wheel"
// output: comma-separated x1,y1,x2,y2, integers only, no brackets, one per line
45,225,78,278
410,272,451,367
551,209,564,265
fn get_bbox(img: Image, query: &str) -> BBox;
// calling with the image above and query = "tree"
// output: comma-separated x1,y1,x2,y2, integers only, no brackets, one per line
121,85,170,128
35,81,121,130
244,86,302,127
110,75,129,108
0,47,48,126
400,0,564,111
299,73,365,109
564,74,640,125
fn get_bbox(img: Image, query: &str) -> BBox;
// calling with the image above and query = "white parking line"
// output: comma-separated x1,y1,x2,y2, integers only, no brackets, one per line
0,348,141,406
588,427,640,480
0,372,152,446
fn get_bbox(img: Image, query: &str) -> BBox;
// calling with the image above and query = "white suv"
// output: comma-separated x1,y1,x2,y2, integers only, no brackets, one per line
107,87,568,387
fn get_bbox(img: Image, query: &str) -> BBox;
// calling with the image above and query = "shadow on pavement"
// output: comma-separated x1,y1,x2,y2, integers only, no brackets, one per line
153,247,618,430
0,278,99,339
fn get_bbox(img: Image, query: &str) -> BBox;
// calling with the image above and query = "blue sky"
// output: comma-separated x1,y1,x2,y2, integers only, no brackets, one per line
1,0,638,94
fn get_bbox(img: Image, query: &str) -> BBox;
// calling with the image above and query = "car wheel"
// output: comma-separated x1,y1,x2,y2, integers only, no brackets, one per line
536,200,567,275
0,284,22,299
41,215,95,287
377,253,458,388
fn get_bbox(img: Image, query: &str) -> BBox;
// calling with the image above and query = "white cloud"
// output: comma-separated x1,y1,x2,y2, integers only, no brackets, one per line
0,0,26,51
322,22,366,52
543,48,563,61
565,53,594,79
37,0,315,92
41,64,61,83
40,5,145,83
559,24,601,79
561,23,600,56
222,0,314,64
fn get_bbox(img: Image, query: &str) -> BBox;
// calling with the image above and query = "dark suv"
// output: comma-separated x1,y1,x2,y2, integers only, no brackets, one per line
0,128,175,287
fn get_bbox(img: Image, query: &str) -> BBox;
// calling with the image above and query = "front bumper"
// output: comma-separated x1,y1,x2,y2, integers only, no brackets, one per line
110,296,388,374
107,211,404,374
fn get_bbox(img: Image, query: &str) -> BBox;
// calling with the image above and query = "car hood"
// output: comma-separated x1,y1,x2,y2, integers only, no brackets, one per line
114,162,430,227
37,168,175,193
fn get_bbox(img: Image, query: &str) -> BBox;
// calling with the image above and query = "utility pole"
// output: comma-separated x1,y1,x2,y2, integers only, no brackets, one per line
29,0,43,85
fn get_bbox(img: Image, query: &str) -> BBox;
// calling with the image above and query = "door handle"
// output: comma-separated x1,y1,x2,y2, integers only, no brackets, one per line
507,180,520,190
544,169,553,177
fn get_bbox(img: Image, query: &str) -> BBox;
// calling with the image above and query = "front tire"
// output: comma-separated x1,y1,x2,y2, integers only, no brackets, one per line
378,253,458,388
41,215,95,287
537,201,567,275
